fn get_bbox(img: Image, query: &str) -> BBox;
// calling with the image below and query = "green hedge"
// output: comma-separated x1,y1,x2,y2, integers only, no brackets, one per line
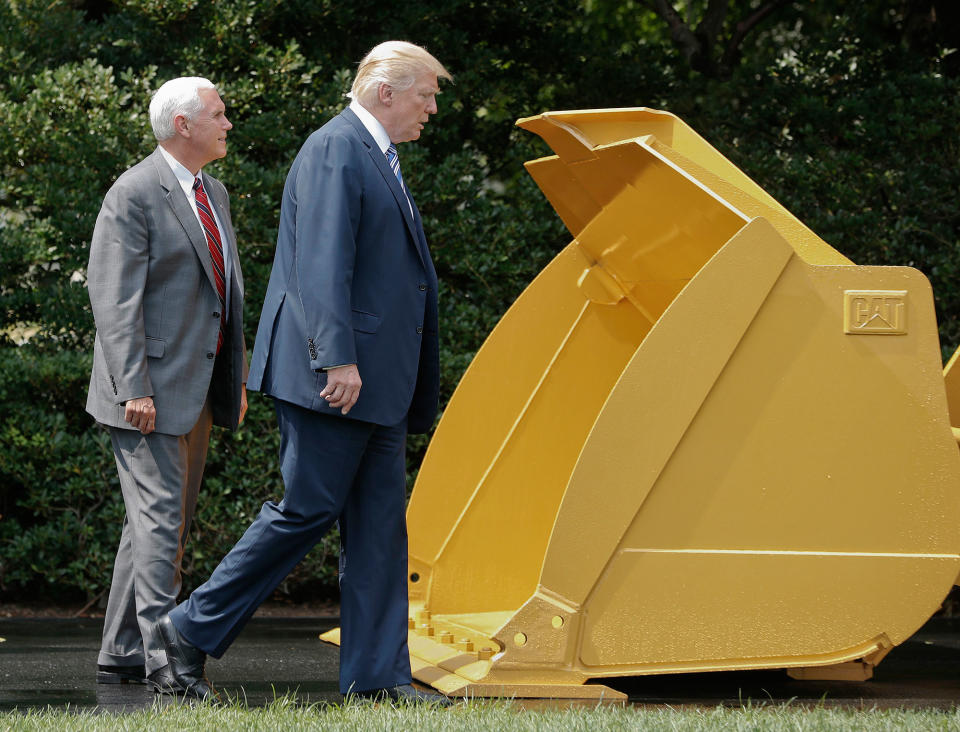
1,0,957,603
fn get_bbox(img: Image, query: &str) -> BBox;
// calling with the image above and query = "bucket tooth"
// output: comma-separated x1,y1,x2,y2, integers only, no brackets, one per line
787,662,874,682
321,108,960,700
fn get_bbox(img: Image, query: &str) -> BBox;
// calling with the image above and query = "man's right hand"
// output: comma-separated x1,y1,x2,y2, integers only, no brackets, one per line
124,396,156,434
320,364,362,415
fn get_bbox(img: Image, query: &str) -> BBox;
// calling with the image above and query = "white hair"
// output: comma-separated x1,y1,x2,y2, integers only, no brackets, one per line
149,77,216,141
349,41,452,108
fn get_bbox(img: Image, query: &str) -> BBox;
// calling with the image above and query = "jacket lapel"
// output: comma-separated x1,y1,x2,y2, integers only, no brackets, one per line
409,196,431,268
341,109,425,267
151,149,221,295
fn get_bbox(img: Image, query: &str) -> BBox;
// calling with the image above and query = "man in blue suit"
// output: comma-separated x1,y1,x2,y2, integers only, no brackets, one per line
154,41,453,703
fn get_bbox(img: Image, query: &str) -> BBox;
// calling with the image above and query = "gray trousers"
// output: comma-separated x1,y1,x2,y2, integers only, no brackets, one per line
97,401,212,675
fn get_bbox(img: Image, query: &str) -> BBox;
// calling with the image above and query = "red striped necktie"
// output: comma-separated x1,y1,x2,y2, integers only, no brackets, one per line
193,176,226,354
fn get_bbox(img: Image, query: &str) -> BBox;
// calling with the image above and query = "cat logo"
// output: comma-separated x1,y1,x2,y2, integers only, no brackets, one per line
844,291,907,335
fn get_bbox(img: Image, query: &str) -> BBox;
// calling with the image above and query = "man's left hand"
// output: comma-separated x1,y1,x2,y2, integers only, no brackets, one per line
320,364,362,415
124,396,156,434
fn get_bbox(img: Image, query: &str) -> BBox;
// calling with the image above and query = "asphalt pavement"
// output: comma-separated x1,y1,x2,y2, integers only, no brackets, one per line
1,615,959,712
0,616,342,713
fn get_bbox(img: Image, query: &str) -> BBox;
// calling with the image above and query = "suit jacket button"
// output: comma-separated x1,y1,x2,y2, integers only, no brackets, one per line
418,284,427,291
416,326,423,334
213,311,220,318
206,352,215,359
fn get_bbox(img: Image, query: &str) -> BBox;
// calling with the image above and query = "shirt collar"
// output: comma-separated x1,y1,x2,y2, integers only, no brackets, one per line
157,144,203,198
349,99,391,154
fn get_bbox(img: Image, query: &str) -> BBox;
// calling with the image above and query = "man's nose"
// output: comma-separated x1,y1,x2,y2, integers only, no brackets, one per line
426,98,438,114
224,116,233,130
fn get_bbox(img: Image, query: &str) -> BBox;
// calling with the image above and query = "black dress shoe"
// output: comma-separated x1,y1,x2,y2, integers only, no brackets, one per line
146,664,216,702
154,615,215,701
146,665,179,694
96,663,146,684
349,683,454,706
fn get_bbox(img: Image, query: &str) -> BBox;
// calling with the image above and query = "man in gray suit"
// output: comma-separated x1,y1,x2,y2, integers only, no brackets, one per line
86,76,247,694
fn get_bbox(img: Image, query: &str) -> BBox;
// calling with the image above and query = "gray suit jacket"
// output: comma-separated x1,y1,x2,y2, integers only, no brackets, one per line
86,147,247,435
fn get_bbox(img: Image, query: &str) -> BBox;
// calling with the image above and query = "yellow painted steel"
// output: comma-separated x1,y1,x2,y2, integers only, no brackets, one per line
320,108,960,699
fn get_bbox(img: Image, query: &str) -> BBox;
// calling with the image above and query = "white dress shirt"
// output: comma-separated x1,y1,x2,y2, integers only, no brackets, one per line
349,99,391,154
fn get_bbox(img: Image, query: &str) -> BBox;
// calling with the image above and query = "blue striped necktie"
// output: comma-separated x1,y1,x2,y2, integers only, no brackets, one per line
385,144,413,215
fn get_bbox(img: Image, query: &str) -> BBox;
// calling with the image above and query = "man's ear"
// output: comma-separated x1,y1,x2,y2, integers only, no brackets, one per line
173,113,190,137
377,82,393,106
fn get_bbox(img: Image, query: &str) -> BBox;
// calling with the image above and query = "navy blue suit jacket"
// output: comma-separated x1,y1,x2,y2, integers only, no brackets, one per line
247,108,440,433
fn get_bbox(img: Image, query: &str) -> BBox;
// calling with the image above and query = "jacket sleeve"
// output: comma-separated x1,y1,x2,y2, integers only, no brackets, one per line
293,132,363,371
86,180,153,403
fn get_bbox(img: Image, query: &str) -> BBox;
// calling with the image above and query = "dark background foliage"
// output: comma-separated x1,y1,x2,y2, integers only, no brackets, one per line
1,0,957,606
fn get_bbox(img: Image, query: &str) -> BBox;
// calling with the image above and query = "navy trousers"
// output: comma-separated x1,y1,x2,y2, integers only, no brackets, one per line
169,398,411,694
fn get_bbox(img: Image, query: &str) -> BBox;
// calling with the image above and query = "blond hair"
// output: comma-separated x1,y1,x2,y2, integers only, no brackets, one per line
349,41,452,108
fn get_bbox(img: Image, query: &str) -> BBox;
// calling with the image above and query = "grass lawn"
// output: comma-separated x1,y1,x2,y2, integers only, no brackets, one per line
1,697,959,731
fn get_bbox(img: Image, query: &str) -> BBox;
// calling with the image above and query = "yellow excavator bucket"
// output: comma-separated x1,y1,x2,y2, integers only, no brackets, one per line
322,108,960,700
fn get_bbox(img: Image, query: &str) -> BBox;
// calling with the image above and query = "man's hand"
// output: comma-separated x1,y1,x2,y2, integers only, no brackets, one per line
320,364,361,415
239,383,248,425
124,396,156,435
